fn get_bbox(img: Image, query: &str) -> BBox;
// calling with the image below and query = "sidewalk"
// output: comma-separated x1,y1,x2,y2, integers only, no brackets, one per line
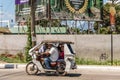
77,65,120,72
1,63,120,72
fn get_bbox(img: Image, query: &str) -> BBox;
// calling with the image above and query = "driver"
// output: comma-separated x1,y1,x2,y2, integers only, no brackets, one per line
44,43,59,69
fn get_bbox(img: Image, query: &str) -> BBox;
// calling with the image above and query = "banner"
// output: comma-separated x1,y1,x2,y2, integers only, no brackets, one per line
15,0,29,4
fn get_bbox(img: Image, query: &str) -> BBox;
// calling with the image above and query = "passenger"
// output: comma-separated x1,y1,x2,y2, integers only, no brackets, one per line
58,44,64,59
44,43,59,69
39,43,48,53
37,43,49,62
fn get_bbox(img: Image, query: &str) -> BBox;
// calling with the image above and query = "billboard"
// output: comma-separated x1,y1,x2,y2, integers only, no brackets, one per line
15,0,103,22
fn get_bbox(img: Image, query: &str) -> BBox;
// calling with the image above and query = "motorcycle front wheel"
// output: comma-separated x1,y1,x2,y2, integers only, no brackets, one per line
26,61,38,75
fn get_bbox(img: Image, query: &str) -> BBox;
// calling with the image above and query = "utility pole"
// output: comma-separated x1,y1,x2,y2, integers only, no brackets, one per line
48,0,51,34
29,0,36,47
46,0,51,34
48,0,51,20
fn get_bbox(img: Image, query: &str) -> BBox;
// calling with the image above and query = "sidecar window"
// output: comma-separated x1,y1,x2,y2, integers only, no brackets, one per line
67,44,74,54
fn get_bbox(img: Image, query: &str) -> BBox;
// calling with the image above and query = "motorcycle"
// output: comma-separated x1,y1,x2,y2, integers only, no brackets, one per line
26,40,77,76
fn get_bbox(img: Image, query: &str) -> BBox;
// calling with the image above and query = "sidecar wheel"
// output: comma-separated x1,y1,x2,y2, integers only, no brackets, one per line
26,62,38,75
56,62,66,76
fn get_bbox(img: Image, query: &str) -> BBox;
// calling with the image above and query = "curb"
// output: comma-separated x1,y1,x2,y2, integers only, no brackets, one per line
0,63,26,69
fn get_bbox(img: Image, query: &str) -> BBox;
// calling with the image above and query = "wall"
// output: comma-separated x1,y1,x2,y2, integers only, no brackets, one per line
0,35,120,60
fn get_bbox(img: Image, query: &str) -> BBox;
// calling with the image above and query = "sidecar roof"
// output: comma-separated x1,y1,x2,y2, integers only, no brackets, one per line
41,40,74,44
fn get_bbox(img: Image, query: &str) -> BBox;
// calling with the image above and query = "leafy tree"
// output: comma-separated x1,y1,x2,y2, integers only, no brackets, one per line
94,3,120,34
25,19,32,62
115,3,120,33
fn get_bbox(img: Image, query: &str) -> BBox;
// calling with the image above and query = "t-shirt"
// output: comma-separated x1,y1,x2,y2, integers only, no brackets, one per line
49,47,59,61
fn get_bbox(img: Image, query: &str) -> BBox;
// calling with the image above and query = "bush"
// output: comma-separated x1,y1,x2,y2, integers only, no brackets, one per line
0,53,26,63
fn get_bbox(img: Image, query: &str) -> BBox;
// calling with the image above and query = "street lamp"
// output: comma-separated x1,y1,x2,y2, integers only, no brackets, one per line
109,4,116,65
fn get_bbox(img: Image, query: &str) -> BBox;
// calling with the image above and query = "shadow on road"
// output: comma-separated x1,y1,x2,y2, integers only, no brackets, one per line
66,73,81,77
36,72,81,77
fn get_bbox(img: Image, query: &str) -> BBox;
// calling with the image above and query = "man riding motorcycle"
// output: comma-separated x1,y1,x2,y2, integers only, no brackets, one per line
43,43,59,69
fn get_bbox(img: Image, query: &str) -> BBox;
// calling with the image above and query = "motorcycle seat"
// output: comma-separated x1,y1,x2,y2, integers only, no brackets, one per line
50,61,57,67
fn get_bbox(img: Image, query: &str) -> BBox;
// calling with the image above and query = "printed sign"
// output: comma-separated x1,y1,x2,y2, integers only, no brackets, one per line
65,0,88,14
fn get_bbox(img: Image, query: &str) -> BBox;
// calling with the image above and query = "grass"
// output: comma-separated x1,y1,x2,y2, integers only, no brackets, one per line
0,53,26,63
75,57,120,66
1,53,120,66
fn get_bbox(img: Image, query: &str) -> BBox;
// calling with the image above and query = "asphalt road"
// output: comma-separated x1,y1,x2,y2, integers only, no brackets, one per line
0,67,120,80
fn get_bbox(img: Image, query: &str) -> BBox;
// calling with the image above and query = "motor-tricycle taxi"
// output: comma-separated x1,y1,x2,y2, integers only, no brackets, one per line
26,40,77,76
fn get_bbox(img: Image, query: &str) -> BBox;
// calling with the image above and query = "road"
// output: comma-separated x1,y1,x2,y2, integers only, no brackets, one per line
0,67,120,80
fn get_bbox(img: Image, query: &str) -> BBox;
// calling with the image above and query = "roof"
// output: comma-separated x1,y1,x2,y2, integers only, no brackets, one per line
41,40,74,44
0,27,11,34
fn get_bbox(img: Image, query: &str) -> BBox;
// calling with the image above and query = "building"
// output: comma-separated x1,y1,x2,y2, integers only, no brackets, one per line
0,20,11,28
0,27,11,34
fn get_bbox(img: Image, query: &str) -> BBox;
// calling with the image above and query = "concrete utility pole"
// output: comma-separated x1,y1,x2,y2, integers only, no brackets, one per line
48,0,51,20
48,0,51,34
29,0,37,47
